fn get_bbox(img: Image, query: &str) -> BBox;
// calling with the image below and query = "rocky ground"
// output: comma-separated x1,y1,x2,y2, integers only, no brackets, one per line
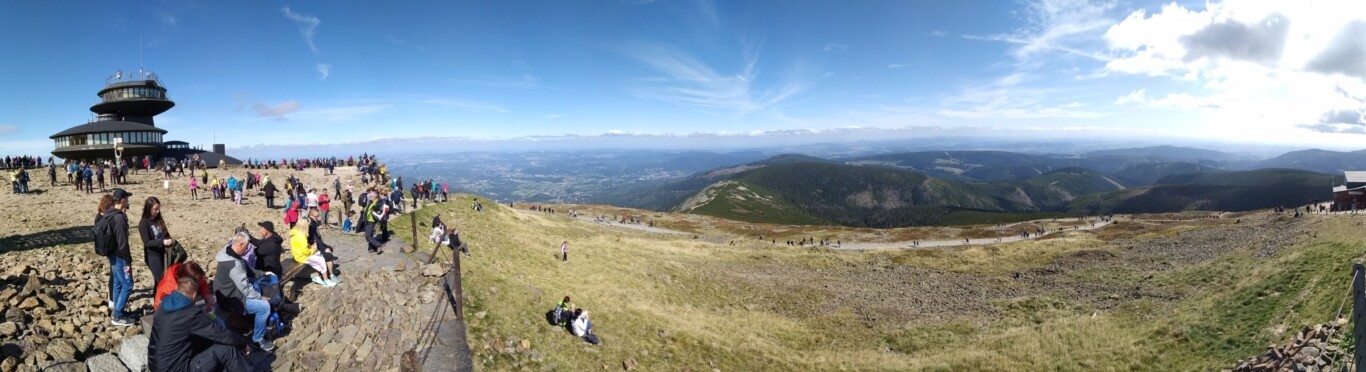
0,165,460,371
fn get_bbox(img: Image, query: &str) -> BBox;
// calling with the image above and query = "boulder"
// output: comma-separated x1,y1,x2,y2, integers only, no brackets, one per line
18,273,39,297
47,338,78,360
16,297,39,310
420,289,437,305
36,293,61,311
86,353,129,372
0,322,17,337
118,334,150,372
421,264,444,277
42,359,85,372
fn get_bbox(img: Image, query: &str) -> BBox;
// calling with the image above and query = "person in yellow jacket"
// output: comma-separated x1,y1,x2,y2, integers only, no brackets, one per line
290,224,337,287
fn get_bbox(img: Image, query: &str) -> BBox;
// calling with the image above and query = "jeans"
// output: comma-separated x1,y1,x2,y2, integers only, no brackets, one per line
244,298,270,342
110,257,133,318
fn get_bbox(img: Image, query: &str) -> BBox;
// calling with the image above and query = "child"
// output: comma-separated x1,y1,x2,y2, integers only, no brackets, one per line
342,212,354,233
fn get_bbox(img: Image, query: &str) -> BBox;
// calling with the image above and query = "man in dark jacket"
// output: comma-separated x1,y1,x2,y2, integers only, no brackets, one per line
249,221,285,277
213,231,275,351
149,268,252,372
262,181,277,209
107,188,136,326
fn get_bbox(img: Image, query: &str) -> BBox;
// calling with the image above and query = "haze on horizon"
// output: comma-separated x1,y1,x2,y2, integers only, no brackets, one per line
3,0,1366,157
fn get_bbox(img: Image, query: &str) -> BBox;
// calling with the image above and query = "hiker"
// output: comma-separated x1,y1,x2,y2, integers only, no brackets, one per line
283,192,300,229
554,296,574,326
560,241,569,262
96,195,116,314
445,227,468,257
249,221,285,277
149,264,253,372
153,261,216,314
318,190,332,227
570,309,601,345
363,191,383,253
262,181,277,209
213,230,275,351
102,188,136,326
291,221,338,286
189,176,199,200
306,208,333,255
140,196,177,288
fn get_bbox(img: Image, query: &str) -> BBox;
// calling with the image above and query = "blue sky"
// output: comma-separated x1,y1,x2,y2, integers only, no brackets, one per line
3,0,1366,156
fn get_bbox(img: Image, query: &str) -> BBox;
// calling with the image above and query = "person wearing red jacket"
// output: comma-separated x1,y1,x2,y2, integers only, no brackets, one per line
319,191,332,227
154,261,216,314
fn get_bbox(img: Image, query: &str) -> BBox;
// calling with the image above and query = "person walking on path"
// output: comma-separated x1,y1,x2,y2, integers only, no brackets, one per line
363,191,384,254
560,241,569,262
139,196,177,288
262,181,277,209
104,188,136,326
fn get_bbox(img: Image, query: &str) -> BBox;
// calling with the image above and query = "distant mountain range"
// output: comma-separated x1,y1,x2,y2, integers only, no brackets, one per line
625,145,1352,227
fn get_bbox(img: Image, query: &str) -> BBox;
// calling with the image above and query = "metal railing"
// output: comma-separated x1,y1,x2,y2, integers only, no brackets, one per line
104,69,165,86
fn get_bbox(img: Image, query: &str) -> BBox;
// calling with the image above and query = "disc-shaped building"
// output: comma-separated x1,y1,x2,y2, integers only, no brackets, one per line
50,69,240,166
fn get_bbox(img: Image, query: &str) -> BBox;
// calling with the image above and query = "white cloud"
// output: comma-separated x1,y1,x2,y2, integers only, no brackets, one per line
887,63,912,68
316,63,330,80
251,100,302,119
1095,0,1366,141
1113,89,1146,105
281,6,321,53
0,124,17,135
159,13,177,26
822,43,847,52
964,0,1116,63
1306,21,1366,80
928,30,949,37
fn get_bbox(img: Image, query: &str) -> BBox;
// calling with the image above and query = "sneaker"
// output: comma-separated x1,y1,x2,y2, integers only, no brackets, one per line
311,275,323,285
111,317,135,326
107,300,113,309
323,280,337,287
257,339,276,352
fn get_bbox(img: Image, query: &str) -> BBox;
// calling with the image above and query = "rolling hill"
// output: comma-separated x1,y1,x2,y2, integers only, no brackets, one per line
1085,145,1239,162
1254,149,1366,174
1067,168,1336,214
674,161,1126,227
1111,162,1222,185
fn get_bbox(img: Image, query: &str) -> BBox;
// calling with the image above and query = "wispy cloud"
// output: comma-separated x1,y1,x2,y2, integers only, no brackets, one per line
619,40,809,115
544,114,563,119
928,30,949,37
822,43,847,52
0,124,17,135
963,0,1115,64
420,98,510,113
887,63,913,68
389,36,428,53
316,63,331,80
281,6,321,53
293,104,392,122
252,100,302,119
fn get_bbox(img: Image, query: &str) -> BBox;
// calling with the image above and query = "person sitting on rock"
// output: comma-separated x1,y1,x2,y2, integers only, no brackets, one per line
153,261,216,315
570,309,601,345
249,221,285,277
291,222,338,287
213,231,276,351
150,261,253,372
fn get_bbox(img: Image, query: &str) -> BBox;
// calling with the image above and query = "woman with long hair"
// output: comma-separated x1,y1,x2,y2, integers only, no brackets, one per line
139,196,177,286
97,194,114,309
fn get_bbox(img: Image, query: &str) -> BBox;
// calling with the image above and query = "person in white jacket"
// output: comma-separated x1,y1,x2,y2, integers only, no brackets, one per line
570,309,601,345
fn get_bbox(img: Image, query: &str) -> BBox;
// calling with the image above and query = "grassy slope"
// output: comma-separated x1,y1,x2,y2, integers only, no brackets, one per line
392,197,1366,371
684,181,830,226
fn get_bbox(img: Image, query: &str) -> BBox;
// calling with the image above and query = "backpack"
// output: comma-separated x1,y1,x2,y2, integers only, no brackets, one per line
93,212,119,256
165,242,188,267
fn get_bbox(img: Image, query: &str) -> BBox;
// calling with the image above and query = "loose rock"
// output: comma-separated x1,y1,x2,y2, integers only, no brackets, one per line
118,334,150,372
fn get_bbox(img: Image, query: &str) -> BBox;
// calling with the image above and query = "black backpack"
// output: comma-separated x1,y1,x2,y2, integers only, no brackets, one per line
93,212,119,256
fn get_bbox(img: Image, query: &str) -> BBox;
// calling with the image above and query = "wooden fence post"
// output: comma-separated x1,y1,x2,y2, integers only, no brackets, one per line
1353,262,1365,372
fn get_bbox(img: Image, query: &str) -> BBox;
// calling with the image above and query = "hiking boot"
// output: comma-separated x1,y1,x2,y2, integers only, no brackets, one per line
111,317,135,326
257,339,276,352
